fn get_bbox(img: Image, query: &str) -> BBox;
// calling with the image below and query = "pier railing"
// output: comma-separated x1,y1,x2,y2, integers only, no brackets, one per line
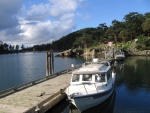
0,64,82,98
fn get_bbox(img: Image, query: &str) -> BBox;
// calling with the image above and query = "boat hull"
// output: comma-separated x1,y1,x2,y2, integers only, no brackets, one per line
115,56,125,61
69,86,114,111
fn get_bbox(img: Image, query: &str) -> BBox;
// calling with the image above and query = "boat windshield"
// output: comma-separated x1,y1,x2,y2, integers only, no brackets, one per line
82,74,92,81
95,74,105,82
101,62,109,66
72,74,80,82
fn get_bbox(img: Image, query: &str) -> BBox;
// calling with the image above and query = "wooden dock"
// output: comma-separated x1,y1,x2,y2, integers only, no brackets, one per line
0,57,114,113
0,66,81,113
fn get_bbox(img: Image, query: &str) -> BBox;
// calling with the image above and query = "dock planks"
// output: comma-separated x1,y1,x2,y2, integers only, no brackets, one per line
0,73,72,113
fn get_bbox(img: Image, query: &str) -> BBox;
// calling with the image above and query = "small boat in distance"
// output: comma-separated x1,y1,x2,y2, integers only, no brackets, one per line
115,50,125,61
65,58,116,111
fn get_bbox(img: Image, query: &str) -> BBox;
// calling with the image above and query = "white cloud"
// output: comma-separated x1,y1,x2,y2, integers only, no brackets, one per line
49,0,78,17
26,4,50,21
0,0,84,46
19,17,76,45
60,13,75,20
26,0,82,21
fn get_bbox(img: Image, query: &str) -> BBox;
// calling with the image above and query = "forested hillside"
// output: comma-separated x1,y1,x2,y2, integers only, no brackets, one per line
0,12,150,53
32,12,150,51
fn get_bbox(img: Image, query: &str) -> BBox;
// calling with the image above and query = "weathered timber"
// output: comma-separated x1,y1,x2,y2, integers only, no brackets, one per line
0,65,82,113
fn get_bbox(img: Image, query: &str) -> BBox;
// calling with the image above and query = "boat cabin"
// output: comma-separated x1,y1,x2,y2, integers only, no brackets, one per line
70,62,112,85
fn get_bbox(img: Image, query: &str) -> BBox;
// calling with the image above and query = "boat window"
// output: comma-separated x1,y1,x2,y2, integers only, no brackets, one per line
95,74,105,82
82,74,92,81
107,71,111,81
104,63,109,66
72,74,80,82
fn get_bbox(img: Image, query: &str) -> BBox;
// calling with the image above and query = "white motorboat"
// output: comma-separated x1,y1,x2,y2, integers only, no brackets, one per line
65,58,116,111
115,50,125,61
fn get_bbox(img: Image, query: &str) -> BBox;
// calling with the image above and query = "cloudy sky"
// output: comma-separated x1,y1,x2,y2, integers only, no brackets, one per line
0,0,150,46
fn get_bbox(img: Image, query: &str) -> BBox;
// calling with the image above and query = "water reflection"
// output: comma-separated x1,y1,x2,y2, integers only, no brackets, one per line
116,56,150,90
47,90,116,113
114,60,125,70
114,56,150,113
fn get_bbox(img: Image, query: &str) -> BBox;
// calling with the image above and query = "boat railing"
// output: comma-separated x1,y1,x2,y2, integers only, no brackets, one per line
68,82,108,97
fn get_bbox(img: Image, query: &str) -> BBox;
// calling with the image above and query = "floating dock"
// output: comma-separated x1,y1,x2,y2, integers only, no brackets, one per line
0,57,114,113
0,67,80,113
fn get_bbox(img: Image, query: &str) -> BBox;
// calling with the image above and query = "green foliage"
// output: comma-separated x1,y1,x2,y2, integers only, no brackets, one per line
123,12,145,39
136,35,150,50
142,18,150,36
123,41,132,49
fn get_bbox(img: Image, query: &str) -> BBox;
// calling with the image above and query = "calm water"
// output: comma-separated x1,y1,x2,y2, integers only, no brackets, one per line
47,56,150,113
0,52,85,91
1,53,150,113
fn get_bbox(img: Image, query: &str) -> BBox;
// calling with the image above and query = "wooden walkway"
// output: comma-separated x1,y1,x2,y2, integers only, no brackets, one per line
0,59,114,113
0,71,75,113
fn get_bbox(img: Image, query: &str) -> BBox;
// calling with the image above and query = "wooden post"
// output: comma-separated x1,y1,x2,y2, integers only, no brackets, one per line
46,51,54,76
92,49,95,59
51,52,54,74
112,47,115,58
105,51,107,59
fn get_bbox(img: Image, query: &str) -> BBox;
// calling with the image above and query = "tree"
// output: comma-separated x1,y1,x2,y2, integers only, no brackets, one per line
106,20,125,47
21,44,24,50
0,41,3,53
3,43,9,50
15,45,19,52
144,12,150,18
97,23,108,30
142,18,150,36
9,45,13,51
124,12,145,39
119,30,128,42
0,41,3,45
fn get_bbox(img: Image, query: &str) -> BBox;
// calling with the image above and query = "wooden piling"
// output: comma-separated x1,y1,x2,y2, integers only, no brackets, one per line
46,51,54,76
112,47,115,58
105,51,107,59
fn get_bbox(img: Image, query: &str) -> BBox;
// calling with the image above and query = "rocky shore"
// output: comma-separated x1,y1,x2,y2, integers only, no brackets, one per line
56,48,109,57
56,48,150,57
55,49,84,57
